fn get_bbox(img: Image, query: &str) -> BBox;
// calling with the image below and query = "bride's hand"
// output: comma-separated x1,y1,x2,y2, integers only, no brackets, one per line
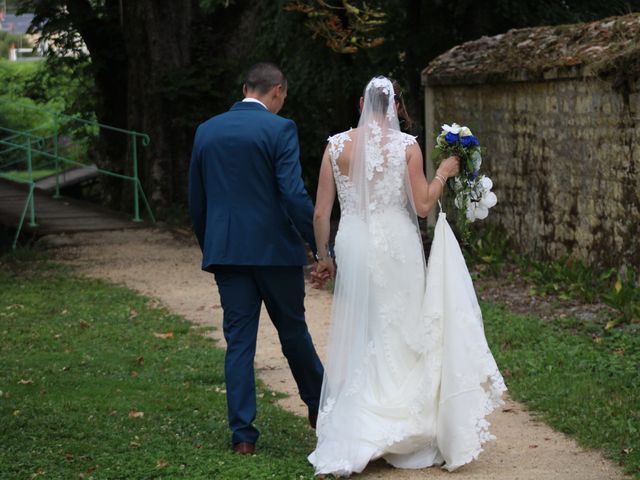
437,155,460,178
311,259,335,289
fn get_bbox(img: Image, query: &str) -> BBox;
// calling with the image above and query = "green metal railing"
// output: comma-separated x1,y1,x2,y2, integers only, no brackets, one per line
0,100,155,248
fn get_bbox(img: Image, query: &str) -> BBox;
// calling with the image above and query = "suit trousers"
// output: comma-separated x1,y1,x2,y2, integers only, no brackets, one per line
214,265,324,445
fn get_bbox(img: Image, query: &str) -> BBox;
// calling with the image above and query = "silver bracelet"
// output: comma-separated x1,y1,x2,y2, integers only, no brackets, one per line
435,175,446,187
314,248,333,262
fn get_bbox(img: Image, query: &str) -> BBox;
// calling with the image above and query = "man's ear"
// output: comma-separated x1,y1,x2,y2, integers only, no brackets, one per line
242,84,248,96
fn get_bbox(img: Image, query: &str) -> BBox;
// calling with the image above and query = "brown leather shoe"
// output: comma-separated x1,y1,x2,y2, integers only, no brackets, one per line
232,442,255,455
308,412,318,429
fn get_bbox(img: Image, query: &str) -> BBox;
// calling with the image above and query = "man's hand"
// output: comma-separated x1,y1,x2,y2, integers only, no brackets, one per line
310,259,335,289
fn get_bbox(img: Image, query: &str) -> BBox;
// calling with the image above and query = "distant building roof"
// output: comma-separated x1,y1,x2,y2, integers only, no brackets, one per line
422,13,640,86
0,13,34,35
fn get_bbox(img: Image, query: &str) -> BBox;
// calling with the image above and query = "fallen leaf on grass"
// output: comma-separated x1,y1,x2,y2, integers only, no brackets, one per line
130,371,139,379
136,356,144,365
153,332,174,339
18,379,34,385
6,304,24,310
78,467,96,479
63,452,73,461
79,320,90,329
129,308,139,319
156,459,169,469
128,409,144,418
129,441,140,449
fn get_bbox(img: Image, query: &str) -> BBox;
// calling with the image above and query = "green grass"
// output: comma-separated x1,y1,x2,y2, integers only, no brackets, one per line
483,303,640,478
1,168,58,182
2,251,638,479
0,255,317,479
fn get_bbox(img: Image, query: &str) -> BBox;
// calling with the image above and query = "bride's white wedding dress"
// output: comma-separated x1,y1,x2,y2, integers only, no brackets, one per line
308,77,506,477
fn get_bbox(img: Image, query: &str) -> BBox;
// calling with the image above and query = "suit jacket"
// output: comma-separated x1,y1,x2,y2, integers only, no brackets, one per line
188,101,317,271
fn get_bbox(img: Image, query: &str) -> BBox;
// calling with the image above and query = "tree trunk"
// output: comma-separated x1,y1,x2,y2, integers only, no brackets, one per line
122,0,196,211
65,0,129,207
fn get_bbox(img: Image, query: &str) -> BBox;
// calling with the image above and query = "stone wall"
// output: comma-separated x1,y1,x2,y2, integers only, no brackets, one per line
423,76,640,267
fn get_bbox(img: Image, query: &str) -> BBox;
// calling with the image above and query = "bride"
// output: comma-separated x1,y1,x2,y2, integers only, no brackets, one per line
309,76,506,476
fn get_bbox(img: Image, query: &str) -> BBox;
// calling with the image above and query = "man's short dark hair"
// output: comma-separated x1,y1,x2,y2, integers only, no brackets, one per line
244,62,287,95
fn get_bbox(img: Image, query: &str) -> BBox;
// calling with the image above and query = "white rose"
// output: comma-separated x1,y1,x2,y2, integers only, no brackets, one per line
436,134,447,147
474,205,489,220
480,176,493,191
441,123,461,134
459,126,472,137
479,191,497,209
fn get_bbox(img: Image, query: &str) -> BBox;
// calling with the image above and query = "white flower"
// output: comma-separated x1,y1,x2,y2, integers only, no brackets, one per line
465,202,476,222
471,151,482,170
480,176,493,191
436,133,447,147
479,191,497,208
474,205,489,220
441,123,462,134
459,126,472,137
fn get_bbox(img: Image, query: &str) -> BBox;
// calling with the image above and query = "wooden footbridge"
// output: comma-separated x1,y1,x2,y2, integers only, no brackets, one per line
0,101,155,248
0,177,145,238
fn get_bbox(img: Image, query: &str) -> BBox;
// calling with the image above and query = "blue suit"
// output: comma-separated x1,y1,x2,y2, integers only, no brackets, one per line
189,101,324,445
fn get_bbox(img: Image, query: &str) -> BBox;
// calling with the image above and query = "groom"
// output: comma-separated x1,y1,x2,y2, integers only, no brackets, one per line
188,62,324,455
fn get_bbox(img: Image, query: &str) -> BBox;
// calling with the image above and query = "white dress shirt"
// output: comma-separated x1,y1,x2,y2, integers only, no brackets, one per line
242,97,268,110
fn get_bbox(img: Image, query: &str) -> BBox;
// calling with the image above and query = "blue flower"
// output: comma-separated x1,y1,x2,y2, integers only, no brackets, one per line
460,135,479,147
471,169,480,179
445,132,459,145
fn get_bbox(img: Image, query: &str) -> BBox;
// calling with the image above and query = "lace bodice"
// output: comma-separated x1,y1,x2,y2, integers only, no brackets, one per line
327,127,417,217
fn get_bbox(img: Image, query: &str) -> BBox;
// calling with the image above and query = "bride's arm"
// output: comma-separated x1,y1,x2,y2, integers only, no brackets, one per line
313,145,337,281
407,143,459,218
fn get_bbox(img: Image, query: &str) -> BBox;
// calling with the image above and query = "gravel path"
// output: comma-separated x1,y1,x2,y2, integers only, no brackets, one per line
45,227,628,479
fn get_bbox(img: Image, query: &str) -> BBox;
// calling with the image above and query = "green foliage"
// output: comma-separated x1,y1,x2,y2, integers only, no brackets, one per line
284,1,387,54
484,303,640,477
0,57,98,175
467,226,640,327
0,258,317,479
0,60,39,98
0,30,30,58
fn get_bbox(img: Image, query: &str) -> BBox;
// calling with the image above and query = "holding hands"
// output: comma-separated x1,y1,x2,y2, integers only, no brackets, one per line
310,253,335,289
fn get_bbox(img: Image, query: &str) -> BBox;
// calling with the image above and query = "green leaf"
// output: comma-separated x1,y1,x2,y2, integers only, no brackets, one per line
614,277,622,294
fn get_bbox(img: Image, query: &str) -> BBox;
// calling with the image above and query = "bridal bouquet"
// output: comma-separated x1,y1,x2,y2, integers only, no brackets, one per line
433,123,497,237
